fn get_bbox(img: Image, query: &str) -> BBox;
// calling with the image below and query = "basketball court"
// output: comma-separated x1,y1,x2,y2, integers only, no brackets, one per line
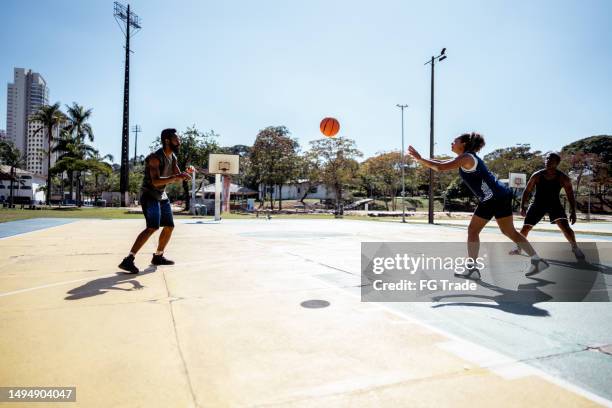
1,218,611,407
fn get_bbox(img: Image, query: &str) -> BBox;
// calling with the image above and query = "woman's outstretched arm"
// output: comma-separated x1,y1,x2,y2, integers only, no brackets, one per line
407,145,473,172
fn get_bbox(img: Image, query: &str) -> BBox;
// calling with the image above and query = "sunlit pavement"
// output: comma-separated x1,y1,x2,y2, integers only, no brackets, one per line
1,218,611,407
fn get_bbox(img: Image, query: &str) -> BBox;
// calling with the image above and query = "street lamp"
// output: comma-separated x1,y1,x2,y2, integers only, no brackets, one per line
396,104,408,223
424,47,447,224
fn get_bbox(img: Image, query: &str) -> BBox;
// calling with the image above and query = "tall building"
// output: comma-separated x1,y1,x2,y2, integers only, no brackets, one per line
6,68,49,175
0,129,6,140
26,121,46,174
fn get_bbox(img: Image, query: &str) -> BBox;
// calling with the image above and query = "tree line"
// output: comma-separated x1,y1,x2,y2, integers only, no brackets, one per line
1,108,609,213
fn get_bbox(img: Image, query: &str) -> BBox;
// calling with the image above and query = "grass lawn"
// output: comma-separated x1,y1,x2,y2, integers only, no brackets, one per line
0,207,436,224
0,207,146,223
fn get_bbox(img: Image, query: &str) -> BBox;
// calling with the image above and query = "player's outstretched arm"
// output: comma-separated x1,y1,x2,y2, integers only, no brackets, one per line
407,146,473,172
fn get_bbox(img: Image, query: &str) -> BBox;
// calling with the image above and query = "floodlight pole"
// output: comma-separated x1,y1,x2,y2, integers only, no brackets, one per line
425,48,447,224
396,104,408,223
114,2,141,207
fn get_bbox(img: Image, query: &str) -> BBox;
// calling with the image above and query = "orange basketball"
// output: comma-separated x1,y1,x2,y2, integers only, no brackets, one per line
320,117,340,137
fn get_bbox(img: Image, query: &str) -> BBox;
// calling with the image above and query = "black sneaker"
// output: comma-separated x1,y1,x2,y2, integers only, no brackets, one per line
572,246,586,260
152,254,175,265
118,255,139,274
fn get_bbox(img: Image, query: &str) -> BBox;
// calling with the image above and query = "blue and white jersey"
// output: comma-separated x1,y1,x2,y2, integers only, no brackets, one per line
458,153,510,202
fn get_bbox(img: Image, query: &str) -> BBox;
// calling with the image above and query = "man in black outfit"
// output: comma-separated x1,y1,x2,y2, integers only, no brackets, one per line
510,153,584,259
118,129,191,274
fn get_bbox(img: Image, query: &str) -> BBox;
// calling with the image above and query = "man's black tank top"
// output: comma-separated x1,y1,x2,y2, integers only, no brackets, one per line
534,169,563,205
141,148,176,201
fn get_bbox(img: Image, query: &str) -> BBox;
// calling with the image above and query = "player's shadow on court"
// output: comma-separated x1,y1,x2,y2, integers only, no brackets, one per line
65,266,157,300
431,277,554,317
546,259,612,275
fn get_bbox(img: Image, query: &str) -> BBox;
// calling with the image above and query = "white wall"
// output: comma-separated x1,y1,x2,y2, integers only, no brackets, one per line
0,173,46,203
258,183,336,200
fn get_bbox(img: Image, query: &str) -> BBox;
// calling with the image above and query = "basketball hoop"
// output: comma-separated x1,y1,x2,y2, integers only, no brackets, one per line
209,154,239,175
509,173,526,189
218,161,230,173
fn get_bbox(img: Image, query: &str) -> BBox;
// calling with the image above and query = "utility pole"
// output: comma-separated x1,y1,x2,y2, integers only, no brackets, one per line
424,48,447,224
114,2,141,207
396,104,408,223
132,124,141,165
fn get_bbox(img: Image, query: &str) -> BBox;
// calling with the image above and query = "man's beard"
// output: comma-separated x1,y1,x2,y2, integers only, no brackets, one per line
170,144,180,154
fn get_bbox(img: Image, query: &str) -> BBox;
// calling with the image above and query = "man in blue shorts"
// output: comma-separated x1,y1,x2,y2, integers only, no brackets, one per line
118,128,191,274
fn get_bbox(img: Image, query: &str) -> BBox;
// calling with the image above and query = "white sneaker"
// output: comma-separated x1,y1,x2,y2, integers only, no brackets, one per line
526,258,549,276
454,267,481,280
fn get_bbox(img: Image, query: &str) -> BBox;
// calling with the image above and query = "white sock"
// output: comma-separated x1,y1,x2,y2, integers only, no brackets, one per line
531,254,541,262
155,251,163,256
128,252,135,257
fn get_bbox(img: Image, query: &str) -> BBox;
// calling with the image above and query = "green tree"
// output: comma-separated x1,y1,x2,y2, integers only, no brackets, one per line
359,151,408,210
221,144,254,189
82,152,114,202
561,136,612,211
561,135,612,165
483,144,544,179
444,176,475,210
63,103,95,205
29,103,66,204
52,134,98,206
294,153,321,205
250,126,300,210
412,154,455,196
307,137,363,215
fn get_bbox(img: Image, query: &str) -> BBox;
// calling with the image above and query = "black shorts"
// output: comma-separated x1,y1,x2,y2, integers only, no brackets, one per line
141,195,174,229
474,195,513,220
524,202,567,226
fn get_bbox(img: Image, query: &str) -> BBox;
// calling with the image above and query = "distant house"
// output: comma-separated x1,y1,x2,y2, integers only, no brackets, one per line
0,165,46,204
197,182,258,199
258,181,336,201
101,192,134,207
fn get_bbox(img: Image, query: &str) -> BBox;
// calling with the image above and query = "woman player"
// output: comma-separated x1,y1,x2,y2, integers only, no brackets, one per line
408,132,549,279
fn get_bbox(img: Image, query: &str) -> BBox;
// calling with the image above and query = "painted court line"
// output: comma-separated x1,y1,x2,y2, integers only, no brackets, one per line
309,273,612,407
185,224,612,406
1,221,610,406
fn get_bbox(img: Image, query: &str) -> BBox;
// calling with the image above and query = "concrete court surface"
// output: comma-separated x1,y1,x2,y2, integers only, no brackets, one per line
0,218,611,407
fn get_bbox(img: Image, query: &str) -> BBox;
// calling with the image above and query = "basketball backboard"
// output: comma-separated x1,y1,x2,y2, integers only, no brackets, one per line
208,154,239,175
509,172,526,189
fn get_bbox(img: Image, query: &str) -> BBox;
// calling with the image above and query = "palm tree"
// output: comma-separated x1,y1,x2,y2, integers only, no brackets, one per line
51,135,98,206
30,103,66,205
52,129,75,201
0,140,26,206
63,103,94,205
64,103,94,143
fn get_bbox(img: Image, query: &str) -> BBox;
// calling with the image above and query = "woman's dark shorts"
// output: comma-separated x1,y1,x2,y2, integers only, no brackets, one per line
474,195,513,220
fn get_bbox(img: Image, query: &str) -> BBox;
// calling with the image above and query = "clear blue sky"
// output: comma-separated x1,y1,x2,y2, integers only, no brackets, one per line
1,0,611,163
